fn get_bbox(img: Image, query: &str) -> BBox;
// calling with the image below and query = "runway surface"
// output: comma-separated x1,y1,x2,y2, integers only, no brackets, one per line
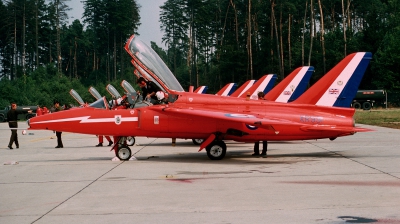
1,122,399,223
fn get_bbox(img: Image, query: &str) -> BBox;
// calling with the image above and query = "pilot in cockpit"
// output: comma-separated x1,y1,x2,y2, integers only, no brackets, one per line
137,77,166,105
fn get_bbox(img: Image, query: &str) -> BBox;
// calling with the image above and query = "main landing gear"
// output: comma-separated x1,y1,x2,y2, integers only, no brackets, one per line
205,140,226,160
126,136,135,146
192,139,204,145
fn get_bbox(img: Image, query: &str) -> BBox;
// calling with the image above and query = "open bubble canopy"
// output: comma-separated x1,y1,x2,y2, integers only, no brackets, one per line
125,35,184,93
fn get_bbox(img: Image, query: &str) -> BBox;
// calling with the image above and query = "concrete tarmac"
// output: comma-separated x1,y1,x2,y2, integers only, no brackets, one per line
0,122,399,224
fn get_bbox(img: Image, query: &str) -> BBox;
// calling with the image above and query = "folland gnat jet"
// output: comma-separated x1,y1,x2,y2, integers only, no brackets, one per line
28,35,373,161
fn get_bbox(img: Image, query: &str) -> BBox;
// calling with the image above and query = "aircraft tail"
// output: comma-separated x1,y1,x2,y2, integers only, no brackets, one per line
215,83,237,96
292,52,372,107
265,66,314,102
194,86,208,94
230,80,256,97
239,74,277,99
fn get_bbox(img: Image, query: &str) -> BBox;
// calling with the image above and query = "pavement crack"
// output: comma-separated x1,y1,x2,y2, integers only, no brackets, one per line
132,138,158,155
305,141,400,181
31,162,125,224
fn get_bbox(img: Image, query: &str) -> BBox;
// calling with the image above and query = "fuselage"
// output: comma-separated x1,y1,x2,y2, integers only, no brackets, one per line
28,91,358,142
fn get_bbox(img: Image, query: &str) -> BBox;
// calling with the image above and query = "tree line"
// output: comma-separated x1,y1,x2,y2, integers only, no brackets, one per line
1,0,400,108
159,0,400,95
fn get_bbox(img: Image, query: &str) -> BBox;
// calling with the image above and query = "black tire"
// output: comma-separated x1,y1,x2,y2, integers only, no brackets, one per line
116,146,132,161
362,102,372,110
206,141,226,160
0,115,4,122
192,139,204,145
353,102,361,109
126,136,135,146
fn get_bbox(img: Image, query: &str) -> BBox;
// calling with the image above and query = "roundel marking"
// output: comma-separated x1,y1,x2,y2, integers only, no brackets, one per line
246,124,258,130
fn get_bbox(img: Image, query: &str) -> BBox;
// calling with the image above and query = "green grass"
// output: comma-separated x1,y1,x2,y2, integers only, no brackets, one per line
354,108,400,129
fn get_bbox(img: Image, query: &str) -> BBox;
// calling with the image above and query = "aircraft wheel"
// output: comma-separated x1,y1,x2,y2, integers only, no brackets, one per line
192,139,204,145
117,146,132,161
206,141,226,160
126,136,136,146
353,102,361,109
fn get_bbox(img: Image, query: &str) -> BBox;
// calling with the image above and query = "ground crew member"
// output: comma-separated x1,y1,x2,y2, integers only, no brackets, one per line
7,103,19,149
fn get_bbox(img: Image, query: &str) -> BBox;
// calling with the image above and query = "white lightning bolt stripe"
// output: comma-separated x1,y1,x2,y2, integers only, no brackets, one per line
31,116,138,124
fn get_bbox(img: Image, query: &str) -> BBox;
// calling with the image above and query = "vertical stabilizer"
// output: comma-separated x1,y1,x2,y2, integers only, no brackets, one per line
239,74,277,99
230,80,257,97
194,86,208,94
293,52,372,107
265,66,314,102
216,83,237,96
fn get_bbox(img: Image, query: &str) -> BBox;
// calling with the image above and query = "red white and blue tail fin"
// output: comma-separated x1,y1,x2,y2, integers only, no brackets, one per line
230,80,257,97
239,74,277,99
194,86,208,94
215,83,238,96
265,66,314,102
293,52,372,107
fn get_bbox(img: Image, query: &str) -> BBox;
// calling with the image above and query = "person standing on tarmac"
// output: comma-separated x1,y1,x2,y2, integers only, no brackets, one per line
53,100,64,148
252,92,268,157
7,103,19,149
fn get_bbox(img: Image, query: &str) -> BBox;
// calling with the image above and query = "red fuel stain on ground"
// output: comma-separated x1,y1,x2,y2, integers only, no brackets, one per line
166,178,194,183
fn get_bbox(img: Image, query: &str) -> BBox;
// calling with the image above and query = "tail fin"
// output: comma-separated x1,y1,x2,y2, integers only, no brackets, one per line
215,83,237,96
230,80,256,97
194,86,208,94
239,74,277,99
265,66,314,102
293,52,372,107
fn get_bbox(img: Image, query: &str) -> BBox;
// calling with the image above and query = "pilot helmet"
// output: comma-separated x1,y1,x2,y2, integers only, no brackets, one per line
156,91,165,100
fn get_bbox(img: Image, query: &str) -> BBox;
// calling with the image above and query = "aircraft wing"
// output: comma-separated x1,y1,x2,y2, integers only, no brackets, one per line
162,107,297,131
162,107,372,133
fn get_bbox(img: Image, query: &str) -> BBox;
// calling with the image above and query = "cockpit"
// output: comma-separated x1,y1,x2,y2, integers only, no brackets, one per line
124,35,185,93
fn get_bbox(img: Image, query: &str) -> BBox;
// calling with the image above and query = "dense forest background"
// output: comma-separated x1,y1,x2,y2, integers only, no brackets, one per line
1,0,400,108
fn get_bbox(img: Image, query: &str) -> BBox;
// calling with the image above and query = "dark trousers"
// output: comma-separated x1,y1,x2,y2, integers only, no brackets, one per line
56,131,63,147
254,141,268,154
8,130,19,147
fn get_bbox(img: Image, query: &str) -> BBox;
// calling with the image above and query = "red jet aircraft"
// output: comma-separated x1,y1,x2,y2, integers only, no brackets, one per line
28,35,373,161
